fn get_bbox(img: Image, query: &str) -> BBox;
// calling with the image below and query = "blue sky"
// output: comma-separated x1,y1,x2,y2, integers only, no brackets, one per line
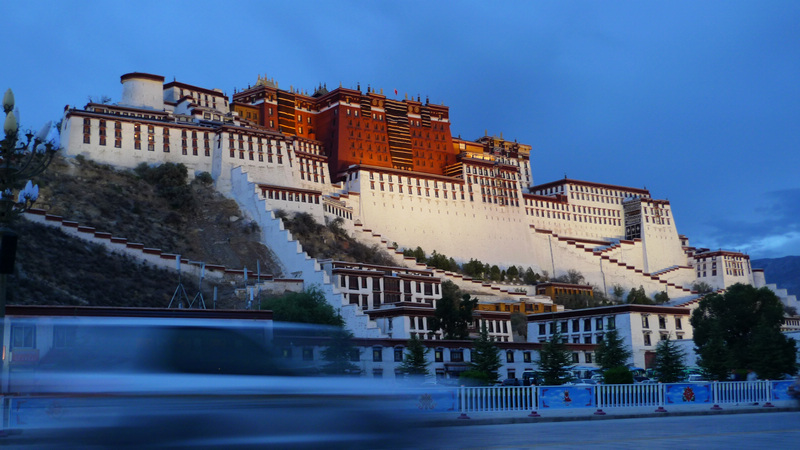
3,1,799,259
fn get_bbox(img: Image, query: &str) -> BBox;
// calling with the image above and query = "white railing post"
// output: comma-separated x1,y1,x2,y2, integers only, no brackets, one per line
711,381,722,410
594,384,606,415
528,385,541,417
763,380,774,407
458,385,470,419
655,383,667,412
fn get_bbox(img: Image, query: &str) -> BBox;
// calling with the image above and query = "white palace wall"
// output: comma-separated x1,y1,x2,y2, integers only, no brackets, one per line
59,74,766,308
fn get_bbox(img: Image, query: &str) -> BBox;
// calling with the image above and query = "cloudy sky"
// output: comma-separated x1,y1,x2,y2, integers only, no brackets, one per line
3,1,799,259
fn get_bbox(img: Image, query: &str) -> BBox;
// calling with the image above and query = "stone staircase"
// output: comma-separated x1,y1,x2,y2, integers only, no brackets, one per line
230,166,384,338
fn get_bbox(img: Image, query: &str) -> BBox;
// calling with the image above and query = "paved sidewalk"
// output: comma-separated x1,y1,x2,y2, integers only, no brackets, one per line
422,401,800,427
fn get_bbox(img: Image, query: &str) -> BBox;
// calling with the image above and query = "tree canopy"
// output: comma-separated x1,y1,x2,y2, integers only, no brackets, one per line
430,280,477,340
321,328,359,375
461,324,501,385
399,334,430,378
690,283,797,380
595,328,632,371
626,286,653,305
653,336,686,383
537,332,574,385
260,287,344,327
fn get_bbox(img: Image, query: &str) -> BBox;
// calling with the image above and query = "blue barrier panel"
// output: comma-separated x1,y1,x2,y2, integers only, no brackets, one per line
770,380,795,401
540,386,594,409
665,383,712,404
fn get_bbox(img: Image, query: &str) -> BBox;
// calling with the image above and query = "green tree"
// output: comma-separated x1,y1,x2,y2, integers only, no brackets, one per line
653,291,670,304
413,246,426,262
489,265,501,281
260,287,344,326
427,250,453,271
555,269,585,285
626,286,653,305
537,332,574,385
461,324,501,385
462,258,485,279
510,312,528,340
595,329,632,371
430,280,477,340
653,336,686,383
523,267,540,285
322,328,359,375
691,281,714,294
691,283,797,380
506,265,519,280
399,334,430,378
611,284,626,303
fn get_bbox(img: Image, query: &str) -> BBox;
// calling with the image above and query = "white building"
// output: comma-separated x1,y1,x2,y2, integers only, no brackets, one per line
527,304,693,369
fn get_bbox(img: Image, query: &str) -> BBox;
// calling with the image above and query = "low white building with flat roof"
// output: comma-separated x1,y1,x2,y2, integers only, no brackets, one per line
527,304,693,369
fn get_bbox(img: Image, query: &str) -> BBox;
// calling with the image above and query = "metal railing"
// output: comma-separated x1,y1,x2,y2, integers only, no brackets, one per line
458,380,795,417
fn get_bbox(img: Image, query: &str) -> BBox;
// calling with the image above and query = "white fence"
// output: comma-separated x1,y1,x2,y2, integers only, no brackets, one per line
457,380,796,418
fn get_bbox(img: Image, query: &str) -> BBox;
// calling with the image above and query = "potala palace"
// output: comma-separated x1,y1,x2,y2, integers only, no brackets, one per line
51,72,797,372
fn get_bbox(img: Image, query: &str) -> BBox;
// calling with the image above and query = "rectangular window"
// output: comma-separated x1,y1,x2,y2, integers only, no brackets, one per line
11,325,35,349
675,318,682,330
82,117,91,143
596,318,603,330
435,349,443,362
585,352,593,363
450,350,464,362
572,353,580,363
372,347,383,362
114,121,122,147
394,347,404,362
134,123,141,149
506,351,515,363
642,315,650,328
644,334,652,346
302,348,314,361
523,351,531,363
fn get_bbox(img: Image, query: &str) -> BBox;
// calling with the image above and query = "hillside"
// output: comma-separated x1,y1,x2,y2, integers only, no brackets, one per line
752,256,800,297
8,155,281,308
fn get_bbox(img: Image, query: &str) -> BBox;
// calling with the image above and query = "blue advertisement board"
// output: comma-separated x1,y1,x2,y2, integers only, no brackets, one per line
540,386,594,409
404,388,457,412
665,383,712,404
770,380,796,401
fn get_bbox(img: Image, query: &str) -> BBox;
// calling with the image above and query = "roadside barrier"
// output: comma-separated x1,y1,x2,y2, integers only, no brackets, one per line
457,380,793,419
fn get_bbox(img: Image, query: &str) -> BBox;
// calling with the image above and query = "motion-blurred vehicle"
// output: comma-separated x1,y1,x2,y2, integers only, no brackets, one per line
2,315,423,448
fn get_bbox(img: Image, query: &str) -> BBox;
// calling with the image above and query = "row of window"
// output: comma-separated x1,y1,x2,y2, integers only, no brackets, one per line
261,188,321,205
538,317,616,335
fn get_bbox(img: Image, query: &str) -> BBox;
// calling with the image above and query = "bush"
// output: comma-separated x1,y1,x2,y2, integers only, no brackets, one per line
195,171,213,186
603,366,634,384
134,162,193,210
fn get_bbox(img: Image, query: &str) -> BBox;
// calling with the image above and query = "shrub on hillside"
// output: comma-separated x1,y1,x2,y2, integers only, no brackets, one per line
134,162,193,210
195,171,213,186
